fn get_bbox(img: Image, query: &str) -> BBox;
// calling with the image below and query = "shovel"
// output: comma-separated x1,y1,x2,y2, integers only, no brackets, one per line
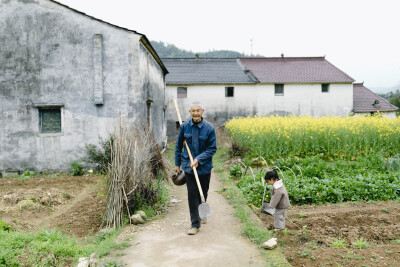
260,183,275,216
173,99,211,219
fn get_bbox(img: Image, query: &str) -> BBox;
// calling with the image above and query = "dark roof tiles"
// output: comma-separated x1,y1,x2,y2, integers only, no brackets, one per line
162,58,259,84
239,57,355,83
353,83,398,112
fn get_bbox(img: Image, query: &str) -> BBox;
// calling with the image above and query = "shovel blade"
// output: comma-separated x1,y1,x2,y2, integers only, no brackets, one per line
199,203,210,219
260,203,275,216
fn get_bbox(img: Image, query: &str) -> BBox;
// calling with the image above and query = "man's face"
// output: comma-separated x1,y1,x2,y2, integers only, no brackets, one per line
189,106,204,122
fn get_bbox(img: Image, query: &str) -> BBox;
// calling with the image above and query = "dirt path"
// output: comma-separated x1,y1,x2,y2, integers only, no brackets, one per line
120,171,268,267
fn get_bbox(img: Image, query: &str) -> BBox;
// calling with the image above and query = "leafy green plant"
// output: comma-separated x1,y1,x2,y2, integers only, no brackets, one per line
0,220,12,232
70,161,83,176
233,153,400,206
299,249,310,258
229,164,243,178
382,208,390,213
330,238,348,248
85,136,114,173
387,154,400,171
352,238,369,249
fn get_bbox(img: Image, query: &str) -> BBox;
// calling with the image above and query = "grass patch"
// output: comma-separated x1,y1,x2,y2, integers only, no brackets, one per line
330,238,348,248
352,238,369,249
0,227,130,266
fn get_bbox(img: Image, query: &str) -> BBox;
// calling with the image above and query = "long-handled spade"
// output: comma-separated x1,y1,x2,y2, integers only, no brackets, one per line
173,99,211,219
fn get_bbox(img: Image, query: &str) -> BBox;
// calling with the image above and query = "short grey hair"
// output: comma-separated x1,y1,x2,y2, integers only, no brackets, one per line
190,101,204,110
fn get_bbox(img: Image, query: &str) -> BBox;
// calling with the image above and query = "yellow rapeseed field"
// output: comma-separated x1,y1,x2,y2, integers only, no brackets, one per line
225,115,400,158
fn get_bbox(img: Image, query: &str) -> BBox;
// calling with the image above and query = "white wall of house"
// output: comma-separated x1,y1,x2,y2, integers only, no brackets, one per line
255,83,353,117
354,112,397,119
166,83,353,139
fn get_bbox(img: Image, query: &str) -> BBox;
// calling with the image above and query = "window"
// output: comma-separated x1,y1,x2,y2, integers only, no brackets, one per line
275,84,284,95
225,87,234,97
177,87,187,98
321,84,329,93
39,108,61,133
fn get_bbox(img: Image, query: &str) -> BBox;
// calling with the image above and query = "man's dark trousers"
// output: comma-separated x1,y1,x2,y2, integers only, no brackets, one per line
185,171,211,228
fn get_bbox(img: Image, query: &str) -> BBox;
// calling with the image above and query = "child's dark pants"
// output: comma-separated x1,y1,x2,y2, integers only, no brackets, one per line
185,172,211,228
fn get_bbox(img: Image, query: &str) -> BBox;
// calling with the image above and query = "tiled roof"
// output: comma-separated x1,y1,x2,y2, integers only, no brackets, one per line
162,58,259,84
353,83,398,113
239,57,355,83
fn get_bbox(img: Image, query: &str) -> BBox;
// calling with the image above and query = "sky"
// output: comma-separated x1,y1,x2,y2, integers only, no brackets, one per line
59,0,400,93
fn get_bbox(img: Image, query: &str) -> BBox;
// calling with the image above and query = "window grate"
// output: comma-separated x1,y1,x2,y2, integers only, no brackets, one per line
39,108,61,133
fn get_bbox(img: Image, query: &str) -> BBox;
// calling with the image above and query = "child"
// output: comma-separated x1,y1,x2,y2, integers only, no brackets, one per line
265,170,290,231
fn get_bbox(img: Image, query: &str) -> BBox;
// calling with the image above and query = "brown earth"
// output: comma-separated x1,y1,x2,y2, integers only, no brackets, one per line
0,175,106,237
257,201,400,266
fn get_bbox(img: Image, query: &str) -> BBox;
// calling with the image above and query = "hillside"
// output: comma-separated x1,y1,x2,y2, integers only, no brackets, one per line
151,40,247,58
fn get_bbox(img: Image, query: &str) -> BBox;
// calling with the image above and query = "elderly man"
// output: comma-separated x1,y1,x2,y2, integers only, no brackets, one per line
174,102,217,235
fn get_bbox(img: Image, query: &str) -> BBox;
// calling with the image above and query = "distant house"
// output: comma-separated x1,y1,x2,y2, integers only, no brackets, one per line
0,0,168,172
353,83,398,118
164,57,356,139
163,58,258,138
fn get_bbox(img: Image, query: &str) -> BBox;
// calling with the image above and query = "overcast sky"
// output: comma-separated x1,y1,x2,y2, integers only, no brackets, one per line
59,0,400,93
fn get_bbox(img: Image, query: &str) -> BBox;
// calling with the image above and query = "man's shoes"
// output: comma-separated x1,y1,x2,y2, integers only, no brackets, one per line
201,217,207,224
273,228,284,232
187,227,200,235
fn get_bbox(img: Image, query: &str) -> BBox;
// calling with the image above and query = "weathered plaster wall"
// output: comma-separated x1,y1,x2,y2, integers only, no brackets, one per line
354,112,397,119
166,83,353,139
0,0,166,171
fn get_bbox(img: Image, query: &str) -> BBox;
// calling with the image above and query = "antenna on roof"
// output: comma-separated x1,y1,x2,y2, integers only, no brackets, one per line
250,39,253,56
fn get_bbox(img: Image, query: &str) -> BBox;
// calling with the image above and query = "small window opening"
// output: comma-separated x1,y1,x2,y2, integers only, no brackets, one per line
225,87,234,97
322,84,330,93
177,87,187,98
275,84,284,96
39,108,61,133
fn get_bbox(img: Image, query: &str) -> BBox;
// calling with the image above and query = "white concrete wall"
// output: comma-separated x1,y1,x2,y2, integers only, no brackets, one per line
255,83,353,117
354,112,397,119
166,83,353,139
166,84,257,127
0,0,166,172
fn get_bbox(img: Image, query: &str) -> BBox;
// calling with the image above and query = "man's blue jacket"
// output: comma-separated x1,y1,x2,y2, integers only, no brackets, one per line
175,118,217,175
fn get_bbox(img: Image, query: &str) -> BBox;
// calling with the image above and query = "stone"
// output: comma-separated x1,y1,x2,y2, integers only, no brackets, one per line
170,198,182,203
89,253,97,267
136,210,147,220
130,214,144,224
262,238,278,250
77,257,89,267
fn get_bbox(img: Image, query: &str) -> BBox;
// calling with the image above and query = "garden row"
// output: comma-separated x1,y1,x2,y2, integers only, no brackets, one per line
225,115,400,205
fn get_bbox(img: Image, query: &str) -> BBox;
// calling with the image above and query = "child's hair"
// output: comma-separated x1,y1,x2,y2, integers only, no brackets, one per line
265,170,280,181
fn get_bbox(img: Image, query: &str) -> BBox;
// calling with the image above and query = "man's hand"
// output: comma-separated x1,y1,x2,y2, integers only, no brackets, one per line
174,166,182,173
190,158,199,168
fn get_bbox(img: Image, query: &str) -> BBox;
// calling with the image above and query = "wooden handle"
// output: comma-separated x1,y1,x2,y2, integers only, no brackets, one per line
173,99,206,203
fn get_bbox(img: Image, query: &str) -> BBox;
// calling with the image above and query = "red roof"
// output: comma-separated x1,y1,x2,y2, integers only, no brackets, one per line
353,83,398,113
239,57,354,83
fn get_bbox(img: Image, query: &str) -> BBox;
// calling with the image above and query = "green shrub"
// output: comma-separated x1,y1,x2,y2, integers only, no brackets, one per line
0,220,11,232
229,164,244,178
85,136,114,173
70,161,83,176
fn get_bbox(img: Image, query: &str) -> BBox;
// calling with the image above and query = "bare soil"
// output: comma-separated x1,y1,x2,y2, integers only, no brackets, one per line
0,175,106,237
257,201,400,266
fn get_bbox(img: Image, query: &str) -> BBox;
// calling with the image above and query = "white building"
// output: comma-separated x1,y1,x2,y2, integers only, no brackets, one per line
164,57,359,139
0,0,168,172
353,83,398,118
